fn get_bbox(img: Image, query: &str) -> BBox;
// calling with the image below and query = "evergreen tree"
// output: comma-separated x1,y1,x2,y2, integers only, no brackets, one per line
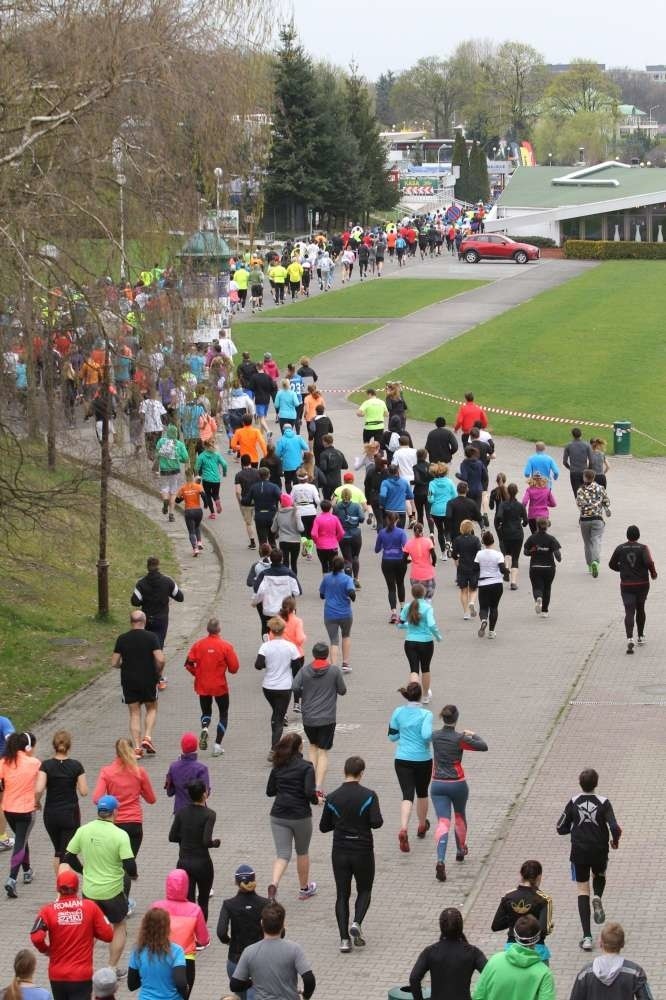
474,142,491,202
375,71,396,126
451,130,471,202
344,64,398,222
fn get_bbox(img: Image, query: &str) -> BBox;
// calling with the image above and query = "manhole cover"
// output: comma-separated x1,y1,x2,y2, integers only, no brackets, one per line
49,638,90,648
638,685,666,696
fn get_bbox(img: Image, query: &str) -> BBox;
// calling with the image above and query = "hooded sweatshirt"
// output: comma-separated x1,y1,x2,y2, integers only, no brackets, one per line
152,869,210,958
276,426,308,471
217,887,269,964
156,424,189,473
164,754,211,814
472,943,555,1000
569,955,653,1000
292,659,346,725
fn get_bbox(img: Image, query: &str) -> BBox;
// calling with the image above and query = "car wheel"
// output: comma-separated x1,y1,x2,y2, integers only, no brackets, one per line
464,250,480,263
514,250,528,264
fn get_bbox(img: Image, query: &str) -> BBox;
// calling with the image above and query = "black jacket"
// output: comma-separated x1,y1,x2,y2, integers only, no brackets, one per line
409,938,486,1000
569,959,653,1000
168,804,219,858
319,781,383,852
266,754,317,819
445,496,482,538
131,569,184,620
217,890,269,963
491,884,553,943
425,427,459,464
318,446,348,488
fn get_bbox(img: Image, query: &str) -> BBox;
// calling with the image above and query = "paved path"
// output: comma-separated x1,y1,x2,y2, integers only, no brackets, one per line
6,259,664,1000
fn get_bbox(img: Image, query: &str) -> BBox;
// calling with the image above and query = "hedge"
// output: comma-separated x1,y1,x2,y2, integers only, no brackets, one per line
506,234,556,248
564,239,666,260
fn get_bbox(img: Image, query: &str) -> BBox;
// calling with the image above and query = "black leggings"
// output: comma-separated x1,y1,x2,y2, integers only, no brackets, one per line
5,811,34,879
404,640,434,674
201,480,220,514
478,583,503,628
503,537,523,568
332,849,375,938
414,496,432,531
621,586,649,638
178,855,214,921
529,566,555,612
432,515,447,552
44,808,80,860
340,534,362,580
381,559,407,609
280,541,300,574
300,514,315,540
116,821,143,896
316,547,337,573
263,688,291,748
199,693,229,743
50,981,92,1000
184,508,203,548
394,759,431,802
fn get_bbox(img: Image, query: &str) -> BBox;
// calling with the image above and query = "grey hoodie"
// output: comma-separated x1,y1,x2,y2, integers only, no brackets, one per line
293,660,346,725
569,955,653,1000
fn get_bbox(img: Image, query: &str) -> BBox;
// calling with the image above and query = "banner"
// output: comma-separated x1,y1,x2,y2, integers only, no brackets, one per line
398,176,442,197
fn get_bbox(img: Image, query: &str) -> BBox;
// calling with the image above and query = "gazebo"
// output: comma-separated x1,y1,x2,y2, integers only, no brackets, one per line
177,230,232,273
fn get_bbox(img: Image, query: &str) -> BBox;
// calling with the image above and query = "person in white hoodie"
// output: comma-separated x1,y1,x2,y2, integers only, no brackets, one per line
569,922,653,1000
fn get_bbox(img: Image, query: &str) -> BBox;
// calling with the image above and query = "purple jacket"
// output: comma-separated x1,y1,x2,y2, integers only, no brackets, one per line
164,753,211,813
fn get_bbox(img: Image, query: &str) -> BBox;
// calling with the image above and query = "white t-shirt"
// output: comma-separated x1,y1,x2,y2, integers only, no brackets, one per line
139,398,167,433
259,639,300,690
474,548,505,585
291,482,320,517
394,446,418,482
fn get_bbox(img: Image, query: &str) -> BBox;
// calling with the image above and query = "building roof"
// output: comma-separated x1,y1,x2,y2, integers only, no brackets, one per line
497,164,666,210
177,230,231,259
618,104,646,116
646,65,666,71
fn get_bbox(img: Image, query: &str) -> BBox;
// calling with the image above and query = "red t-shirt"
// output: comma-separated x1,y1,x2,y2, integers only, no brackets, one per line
31,896,113,980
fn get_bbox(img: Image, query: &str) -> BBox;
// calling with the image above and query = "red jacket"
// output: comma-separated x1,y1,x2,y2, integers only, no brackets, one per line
31,896,113,980
454,401,488,433
92,759,157,823
185,634,240,696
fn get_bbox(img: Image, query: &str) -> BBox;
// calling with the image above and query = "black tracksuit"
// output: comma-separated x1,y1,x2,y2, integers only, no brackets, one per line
168,804,219,920
217,890,269,963
409,938,486,1000
131,569,184,648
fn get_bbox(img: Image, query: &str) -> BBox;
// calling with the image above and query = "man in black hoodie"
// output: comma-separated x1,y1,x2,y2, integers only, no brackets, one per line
425,417,458,464
319,756,383,954
131,556,184,680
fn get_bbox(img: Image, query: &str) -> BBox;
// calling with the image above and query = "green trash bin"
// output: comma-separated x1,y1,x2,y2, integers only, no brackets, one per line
388,988,431,999
613,420,632,455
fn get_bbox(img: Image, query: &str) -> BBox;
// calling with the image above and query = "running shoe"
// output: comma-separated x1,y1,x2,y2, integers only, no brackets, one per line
192,548,199,557
127,898,136,918
463,613,471,621
212,745,224,757
158,678,168,691
488,630,496,638
195,943,209,952
580,936,593,952
197,542,204,551
626,639,635,655
592,896,605,924
316,789,327,804
540,612,549,619
168,513,175,522
208,512,216,520
0,835,14,851
389,611,399,624
248,539,256,549
421,692,431,705
199,729,208,750
298,882,317,900
435,863,446,882
215,499,222,513
398,829,410,853
22,868,34,884
141,738,156,755
340,939,352,953
417,819,430,839
591,561,599,578
293,704,302,713
510,583,518,591
456,846,469,862
267,883,277,901
4,877,17,899
133,747,144,760
535,597,542,614
353,579,361,589
477,619,488,638
162,500,168,515
350,922,366,946
468,602,477,618
341,663,353,674
637,635,646,645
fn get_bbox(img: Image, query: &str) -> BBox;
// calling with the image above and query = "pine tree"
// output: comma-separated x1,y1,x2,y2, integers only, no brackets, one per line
475,142,490,202
451,130,471,202
344,65,398,222
375,71,396,126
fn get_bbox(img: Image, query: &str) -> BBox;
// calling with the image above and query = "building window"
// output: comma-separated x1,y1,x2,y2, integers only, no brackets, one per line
606,212,624,240
561,219,581,240
583,215,603,240
651,214,666,242
626,214,648,241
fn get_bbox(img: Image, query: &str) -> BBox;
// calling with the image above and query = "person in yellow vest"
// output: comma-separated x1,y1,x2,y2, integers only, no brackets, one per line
268,261,287,305
139,269,153,289
234,266,250,312
286,258,303,301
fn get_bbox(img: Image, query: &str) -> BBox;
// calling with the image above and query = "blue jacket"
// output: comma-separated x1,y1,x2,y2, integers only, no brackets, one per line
379,476,413,512
274,388,300,420
523,452,559,482
275,427,308,472
427,476,456,516
375,526,408,560
388,704,433,761
399,599,442,643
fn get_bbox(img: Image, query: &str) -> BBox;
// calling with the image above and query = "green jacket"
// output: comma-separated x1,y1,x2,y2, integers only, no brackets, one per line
156,425,189,473
473,945,555,1000
195,450,228,483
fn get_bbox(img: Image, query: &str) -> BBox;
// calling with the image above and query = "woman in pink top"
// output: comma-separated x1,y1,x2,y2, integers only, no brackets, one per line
279,596,307,713
93,738,156,907
311,499,344,573
403,522,437,599
151,868,209,991
522,473,557,533
0,732,40,898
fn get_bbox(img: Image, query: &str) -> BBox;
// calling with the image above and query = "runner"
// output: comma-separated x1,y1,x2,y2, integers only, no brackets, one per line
319,556,356,671
168,780,220,922
569,922,653,1000
291,468,320,561
150,869,209,993
430,705,488,882
293,642,346,798
576,469,611,577
229,903,316,1000
319,756,383,954
276,424,308,492
474,531,509,639
164,735,211,815
175,470,205,556
111,611,165,759
217,865,269,993
491,860,553,963
311,500,345,574
271,493,304,574
451,520,481,620
356,388,388,444
130,556,185,654
399,584,441,704
1,732,41,899
194,439,227,520
334,488,365,587
249,265,264,314
274,383,301,435
445,482,483,544
266,733,318,901
523,518,562,619
154,425,189,522
234,454,260,548
388,682,433,854
427,464,457,556
404,523,437,599
247,467,281,545
563,427,593,497
471,915,555,1000
556,768,622,953
251,549,301,635
375,512,408,623
608,524,658,654
409,908,487,1000
127,909,187,1000
379,465,413,530
184,618,240,757
35,731,87,877
495,483,528,590
255,618,301,755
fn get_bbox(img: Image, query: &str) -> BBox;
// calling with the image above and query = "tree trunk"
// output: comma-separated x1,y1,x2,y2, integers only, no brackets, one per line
45,350,56,471
97,339,111,619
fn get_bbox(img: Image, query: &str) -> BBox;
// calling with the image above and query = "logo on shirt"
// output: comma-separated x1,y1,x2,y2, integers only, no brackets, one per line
57,908,84,925
577,800,599,825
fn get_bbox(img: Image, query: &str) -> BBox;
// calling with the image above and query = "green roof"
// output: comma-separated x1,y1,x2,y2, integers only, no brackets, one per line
618,104,645,116
177,230,231,258
498,165,666,209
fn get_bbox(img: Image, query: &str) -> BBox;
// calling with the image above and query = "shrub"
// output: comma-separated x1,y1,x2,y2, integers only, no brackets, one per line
506,234,556,248
564,240,666,260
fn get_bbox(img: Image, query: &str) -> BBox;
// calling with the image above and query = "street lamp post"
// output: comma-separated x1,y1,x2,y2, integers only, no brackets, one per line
548,152,553,166
437,143,448,203
214,166,223,238
112,139,127,283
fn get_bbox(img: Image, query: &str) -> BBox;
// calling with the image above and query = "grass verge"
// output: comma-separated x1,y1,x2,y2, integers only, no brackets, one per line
353,262,666,457
0,451,177,728
233,321,378,370
271,277,487,318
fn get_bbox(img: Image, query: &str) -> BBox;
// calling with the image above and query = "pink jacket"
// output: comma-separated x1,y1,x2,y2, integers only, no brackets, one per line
152,869,210,958
522,486,557,520
311,512,344,550
92,759,156,823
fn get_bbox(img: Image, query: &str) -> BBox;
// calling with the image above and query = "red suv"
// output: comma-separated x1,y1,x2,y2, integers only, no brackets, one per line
460,234,540,264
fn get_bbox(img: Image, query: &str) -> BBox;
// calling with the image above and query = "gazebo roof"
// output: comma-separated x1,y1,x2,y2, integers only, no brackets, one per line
177,230,231,258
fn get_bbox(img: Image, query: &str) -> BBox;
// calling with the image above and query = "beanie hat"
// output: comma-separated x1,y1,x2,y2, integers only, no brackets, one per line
235,863,257,892
92,968,118,999
280,493,294,507
181,732,198,754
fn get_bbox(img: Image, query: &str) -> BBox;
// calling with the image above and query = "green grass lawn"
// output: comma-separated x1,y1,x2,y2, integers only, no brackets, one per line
355,262,666,457
233,321,378,370
272,278,487,318
0,452,177,728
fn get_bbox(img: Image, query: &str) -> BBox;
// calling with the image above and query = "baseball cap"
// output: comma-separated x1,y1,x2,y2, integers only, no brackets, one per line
97,794,119,815
93,968,118,998
235,863,256,883
56,869,79,894
343,472,354,483
181,732,198,754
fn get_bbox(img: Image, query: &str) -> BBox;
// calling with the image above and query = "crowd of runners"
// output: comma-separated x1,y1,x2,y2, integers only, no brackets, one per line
1,302,658,1000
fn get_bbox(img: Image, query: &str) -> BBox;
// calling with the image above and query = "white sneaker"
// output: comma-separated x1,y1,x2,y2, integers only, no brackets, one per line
580,936,593,952
487,630,496,638
212,745,224,757
535,597,542,614
468,602,477,618
463,613,471,621
637,635,646,645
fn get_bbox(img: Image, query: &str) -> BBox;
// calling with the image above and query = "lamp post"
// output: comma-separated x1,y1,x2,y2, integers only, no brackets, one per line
214,166,223,237
41,243,59,471
112,139,127,282
548,152,553,166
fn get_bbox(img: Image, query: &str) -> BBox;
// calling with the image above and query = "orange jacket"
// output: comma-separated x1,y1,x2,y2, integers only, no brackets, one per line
230,425,267,461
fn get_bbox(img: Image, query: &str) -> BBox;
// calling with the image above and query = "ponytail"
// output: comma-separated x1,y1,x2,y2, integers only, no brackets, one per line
115,737,139,771
406,584,426,625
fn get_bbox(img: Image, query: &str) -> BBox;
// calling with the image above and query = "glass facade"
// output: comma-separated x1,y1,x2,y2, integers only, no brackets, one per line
583,214,603,239
561,206,666,244
606,212,624,240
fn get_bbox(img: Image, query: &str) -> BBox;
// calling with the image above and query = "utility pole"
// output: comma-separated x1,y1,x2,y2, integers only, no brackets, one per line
97,325,111,619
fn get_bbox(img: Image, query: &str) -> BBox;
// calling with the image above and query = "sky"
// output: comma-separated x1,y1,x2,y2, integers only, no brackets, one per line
286,0,662,78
